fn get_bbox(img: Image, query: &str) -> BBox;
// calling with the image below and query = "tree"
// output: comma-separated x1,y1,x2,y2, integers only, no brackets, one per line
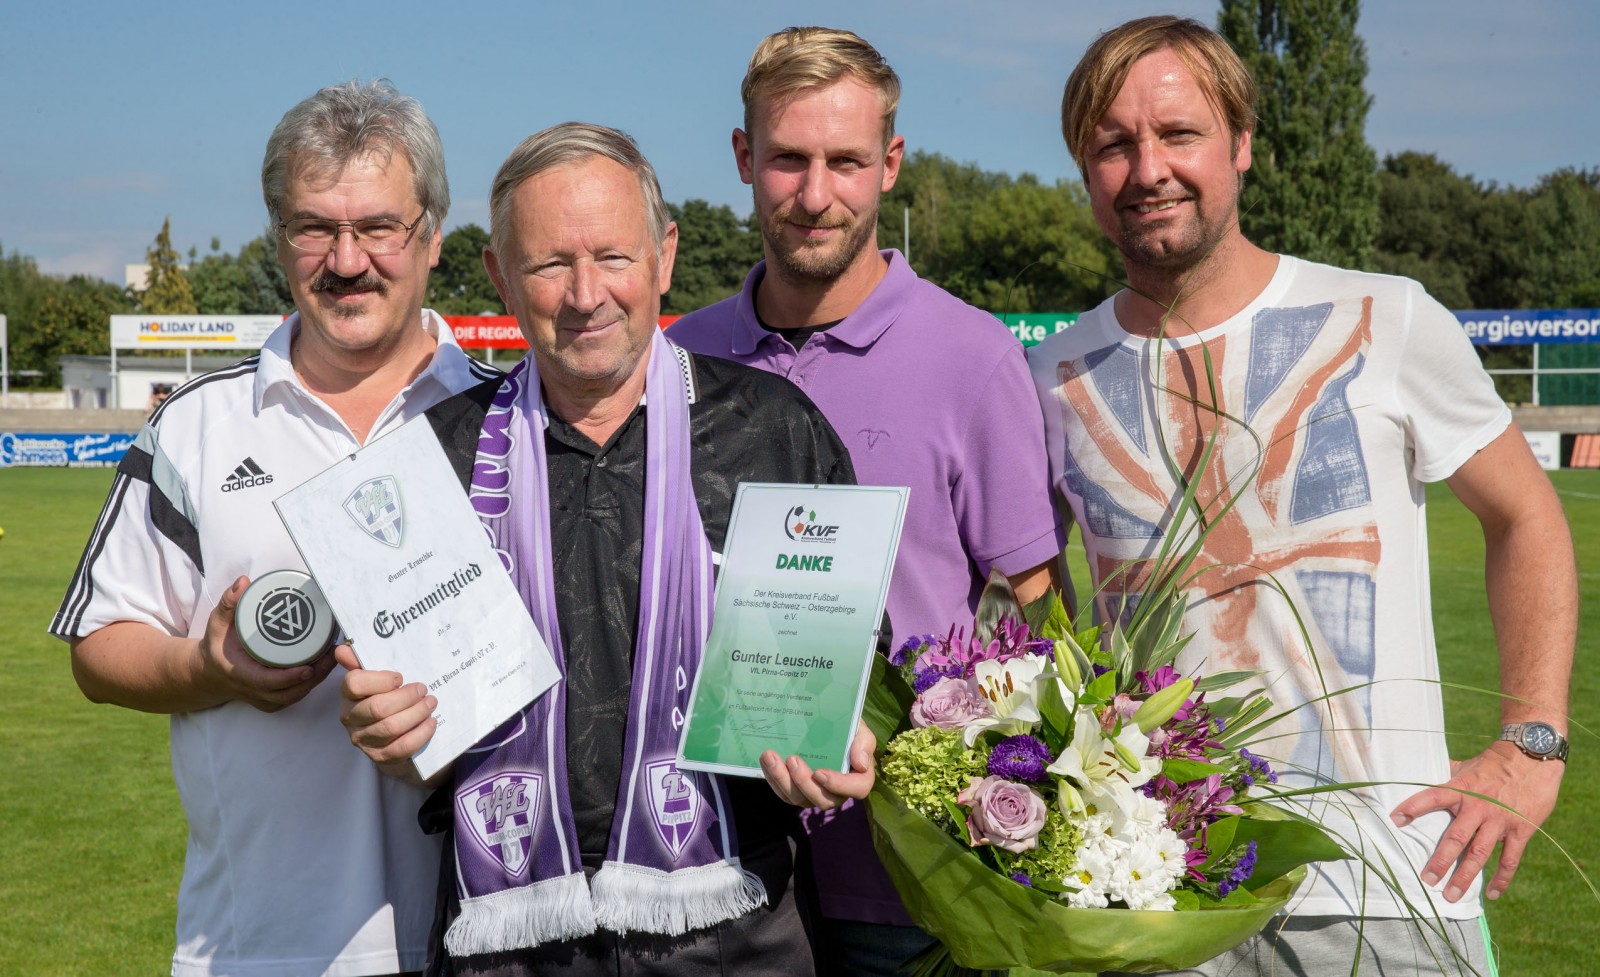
1371,152,1529,309
1522,167,1600,307
186,233,294,315
0,244,127,385
428,224,504,315
935,175,1118,312
1219,0,1379,268
662,200,763,315
882,152,1120,313
135,216,197,314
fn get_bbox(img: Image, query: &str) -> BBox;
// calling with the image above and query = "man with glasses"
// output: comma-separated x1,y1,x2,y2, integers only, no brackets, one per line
51,80,498,977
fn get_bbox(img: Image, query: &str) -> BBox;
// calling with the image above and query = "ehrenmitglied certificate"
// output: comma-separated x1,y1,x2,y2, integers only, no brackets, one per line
677,483,908,777
275,416,560,781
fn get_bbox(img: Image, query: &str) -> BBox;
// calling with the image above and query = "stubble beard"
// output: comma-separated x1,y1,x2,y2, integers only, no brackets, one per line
762,200,878,283
1109,179,1242,287
1114,202,1227,277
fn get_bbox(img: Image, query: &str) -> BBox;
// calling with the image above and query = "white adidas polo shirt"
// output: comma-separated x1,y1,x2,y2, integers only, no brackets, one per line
52,310,500,977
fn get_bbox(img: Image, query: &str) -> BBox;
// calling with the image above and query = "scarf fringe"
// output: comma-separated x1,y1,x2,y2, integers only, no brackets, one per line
445,871,595,957
590,859,768,936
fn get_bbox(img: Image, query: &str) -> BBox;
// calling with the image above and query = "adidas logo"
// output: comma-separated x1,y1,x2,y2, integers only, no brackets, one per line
221,457,275,493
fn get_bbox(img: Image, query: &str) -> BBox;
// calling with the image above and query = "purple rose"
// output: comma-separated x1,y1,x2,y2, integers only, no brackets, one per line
909,677,991,730
957,775,1047,854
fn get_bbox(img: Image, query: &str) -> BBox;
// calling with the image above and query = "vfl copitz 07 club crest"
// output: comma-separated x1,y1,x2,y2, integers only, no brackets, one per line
646,760,704,861
457,771,544,876
256,586,318,645
344,476,404,547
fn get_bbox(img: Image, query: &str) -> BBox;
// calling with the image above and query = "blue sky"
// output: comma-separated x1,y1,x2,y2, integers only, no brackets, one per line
3,0,1595,283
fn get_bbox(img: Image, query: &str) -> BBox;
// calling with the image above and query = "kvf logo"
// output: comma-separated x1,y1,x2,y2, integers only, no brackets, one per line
783,505,839,543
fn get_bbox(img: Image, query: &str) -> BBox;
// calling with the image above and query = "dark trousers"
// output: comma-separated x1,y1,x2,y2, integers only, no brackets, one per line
428,837,813,977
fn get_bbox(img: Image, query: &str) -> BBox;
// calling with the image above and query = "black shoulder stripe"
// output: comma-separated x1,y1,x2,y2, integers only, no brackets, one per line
118,444,153,483
467,360,505,382
53,472,135,636
426,376,505,493
150,484,205,575
147,356,261,427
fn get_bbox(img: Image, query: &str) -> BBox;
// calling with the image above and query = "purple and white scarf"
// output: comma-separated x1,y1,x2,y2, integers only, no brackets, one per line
447,331,765,956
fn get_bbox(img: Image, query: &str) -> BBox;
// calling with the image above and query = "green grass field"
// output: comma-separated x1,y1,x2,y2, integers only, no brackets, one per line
1,467,1594,975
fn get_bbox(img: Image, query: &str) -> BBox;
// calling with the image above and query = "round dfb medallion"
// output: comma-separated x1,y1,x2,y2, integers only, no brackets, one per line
235,570,337,667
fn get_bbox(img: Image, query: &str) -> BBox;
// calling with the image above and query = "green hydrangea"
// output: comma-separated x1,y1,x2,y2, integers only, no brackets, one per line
1003,808,1083,885
881,726,989,829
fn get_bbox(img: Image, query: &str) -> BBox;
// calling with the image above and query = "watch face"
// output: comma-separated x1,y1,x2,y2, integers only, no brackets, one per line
1524,723,1559,756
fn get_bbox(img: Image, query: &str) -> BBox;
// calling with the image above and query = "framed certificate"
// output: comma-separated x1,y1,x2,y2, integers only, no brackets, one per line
274,417,561,781
677,482,908,777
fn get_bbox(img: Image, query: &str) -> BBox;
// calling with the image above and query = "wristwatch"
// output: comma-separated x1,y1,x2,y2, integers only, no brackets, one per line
1499,722,1569,762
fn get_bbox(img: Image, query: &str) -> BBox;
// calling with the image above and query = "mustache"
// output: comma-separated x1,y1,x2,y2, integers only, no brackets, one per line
1115,189,1191,209
773,203,851,230
311,271,387,295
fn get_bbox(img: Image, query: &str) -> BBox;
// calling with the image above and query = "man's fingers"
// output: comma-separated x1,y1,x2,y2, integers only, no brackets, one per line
849,720,877,766
1390,784,1453,828
759,749,797,802
341,665,405,704
1486,830,1530,901
217,575,249,612
377,714,438,764
814,767,872,803
343,680,428,731
333,643,360,671
780,754,827,808
346,686,435,752
1440,817,1498,901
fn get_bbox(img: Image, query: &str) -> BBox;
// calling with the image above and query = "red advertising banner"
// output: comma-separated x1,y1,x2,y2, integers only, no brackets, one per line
443,315,681,349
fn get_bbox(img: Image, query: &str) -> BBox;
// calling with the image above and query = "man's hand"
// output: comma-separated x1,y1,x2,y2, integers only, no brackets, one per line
760,720,876,810
195,575,336,712
1390,739,1565,902
335,644,439,787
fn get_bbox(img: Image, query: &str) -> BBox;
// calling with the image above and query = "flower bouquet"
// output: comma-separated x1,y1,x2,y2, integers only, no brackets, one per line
861,588,1348,975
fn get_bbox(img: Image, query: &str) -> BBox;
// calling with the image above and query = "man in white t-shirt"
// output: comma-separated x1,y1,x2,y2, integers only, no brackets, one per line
1029,16,1576,976
51,80,499,977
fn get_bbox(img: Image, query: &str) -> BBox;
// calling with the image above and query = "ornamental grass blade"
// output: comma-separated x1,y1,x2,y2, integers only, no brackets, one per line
973,568,1021,642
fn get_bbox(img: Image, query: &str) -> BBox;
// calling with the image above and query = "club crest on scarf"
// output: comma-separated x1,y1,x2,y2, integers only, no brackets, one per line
646,760,703,861
456,771,544,876
344,476,404,548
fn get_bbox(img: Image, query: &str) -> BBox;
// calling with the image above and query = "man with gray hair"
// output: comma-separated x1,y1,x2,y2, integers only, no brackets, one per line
52,79,499,977
339,121,877,977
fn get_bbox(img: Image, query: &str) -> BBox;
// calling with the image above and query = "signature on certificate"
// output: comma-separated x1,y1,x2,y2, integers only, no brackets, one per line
733,716,794,739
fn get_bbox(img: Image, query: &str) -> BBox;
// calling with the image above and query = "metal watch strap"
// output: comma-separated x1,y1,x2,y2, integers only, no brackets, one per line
1500,722,1570,762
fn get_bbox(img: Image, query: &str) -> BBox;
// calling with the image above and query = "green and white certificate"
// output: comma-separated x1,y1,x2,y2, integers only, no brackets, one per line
677,483,908,777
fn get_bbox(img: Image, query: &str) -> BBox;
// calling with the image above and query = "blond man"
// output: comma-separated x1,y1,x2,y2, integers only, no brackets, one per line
1030,16,1575,976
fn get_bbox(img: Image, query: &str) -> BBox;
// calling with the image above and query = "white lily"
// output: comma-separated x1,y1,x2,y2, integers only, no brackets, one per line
1048,705,1162,816
961,654,1048,746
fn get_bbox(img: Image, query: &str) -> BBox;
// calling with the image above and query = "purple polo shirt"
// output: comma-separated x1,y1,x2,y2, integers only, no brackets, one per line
669,249,1063,924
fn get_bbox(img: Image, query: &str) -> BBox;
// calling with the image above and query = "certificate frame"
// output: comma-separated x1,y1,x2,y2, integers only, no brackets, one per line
676,482,908,778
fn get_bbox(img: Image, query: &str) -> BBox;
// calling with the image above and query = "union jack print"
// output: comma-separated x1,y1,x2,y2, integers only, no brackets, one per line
1046,298,1383,787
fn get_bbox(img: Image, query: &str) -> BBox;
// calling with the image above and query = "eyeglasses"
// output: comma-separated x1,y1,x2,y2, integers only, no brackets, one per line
277,211,427,255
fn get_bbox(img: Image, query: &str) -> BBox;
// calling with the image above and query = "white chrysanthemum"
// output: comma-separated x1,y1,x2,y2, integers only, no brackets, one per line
1076,808,1115,842
1106,789,1168,837
1150,827,1190,879
1127,889,1178,912
1061,839,1117,909
1118,841,1175,907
